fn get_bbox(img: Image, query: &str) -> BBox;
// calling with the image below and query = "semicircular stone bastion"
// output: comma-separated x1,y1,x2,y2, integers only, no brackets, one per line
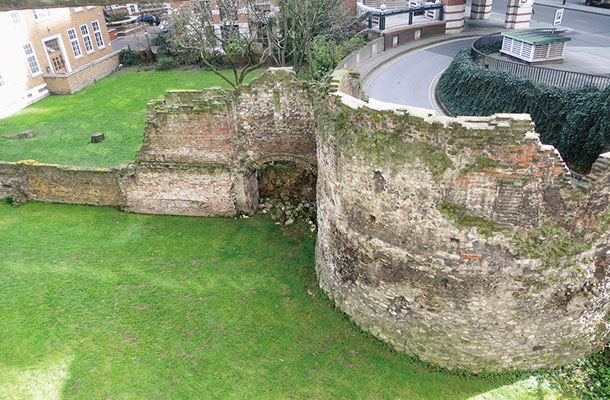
1,68,607,372
315,71,610,371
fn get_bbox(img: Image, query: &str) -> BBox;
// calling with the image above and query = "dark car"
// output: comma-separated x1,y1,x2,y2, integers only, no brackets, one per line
137,14,160,26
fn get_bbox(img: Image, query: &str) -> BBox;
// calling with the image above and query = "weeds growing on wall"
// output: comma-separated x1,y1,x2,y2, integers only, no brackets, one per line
437,49,610,172
545,346,610,400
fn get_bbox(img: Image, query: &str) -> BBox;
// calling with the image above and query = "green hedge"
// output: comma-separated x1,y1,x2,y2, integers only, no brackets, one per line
155,56,179,71
437,49,610,171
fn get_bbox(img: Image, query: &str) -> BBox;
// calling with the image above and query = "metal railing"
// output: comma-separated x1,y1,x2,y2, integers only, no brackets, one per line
471,33,610,90
357,3,444,31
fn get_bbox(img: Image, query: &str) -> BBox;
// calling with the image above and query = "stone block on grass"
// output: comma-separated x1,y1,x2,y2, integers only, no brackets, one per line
91,133,105,143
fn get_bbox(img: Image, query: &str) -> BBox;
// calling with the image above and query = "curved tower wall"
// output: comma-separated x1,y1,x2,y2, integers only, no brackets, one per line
315,91,610,371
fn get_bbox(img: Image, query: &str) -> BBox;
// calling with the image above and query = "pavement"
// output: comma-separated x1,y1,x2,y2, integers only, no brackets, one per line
363,0,610,112
111,25,162,52
535,0,610,17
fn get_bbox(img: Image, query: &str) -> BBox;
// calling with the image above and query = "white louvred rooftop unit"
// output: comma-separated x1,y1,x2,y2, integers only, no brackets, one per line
500,29,571,63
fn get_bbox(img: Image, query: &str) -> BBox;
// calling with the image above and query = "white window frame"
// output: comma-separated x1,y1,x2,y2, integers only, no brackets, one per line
91,20,106,49
73,7,83,12
32,8,52,21
87,6,96,9
67,28,83,59
10,10,22,25
23,42,42,77
79,24,95,54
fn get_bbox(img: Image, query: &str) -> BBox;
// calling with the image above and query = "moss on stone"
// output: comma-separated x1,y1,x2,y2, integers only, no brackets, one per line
273,89,281,113
594,212,610,236
459,155,502,177
330,107,454,178
511,223,591,268
438,201,508,237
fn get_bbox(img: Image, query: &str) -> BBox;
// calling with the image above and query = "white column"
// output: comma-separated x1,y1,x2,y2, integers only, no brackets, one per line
505,0,533,29
443,0,466,34
470,0,493,20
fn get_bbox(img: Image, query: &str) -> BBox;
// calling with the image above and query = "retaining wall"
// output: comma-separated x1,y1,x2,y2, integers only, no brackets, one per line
338,37,385,70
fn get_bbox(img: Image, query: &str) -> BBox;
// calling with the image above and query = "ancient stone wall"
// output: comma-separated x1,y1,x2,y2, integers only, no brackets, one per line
0,162,25,201
0,161,122,206
122,68,317,216
1,67,608,372
315,91,610,371
0,69,316,216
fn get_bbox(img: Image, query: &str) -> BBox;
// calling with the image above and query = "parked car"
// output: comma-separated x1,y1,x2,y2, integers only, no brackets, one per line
137,14,160,26
585,0,610,6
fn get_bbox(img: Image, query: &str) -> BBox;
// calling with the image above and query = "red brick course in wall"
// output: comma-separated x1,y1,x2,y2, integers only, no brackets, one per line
123,68,317,216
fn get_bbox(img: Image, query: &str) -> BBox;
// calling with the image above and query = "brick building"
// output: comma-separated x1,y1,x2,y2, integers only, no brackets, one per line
0,6,118,118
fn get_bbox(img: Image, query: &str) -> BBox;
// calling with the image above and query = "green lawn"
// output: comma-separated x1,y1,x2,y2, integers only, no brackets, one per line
0,69,259,168
0,202,559,400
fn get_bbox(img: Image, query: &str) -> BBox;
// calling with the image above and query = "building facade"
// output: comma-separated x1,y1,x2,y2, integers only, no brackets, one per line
0,6,116,118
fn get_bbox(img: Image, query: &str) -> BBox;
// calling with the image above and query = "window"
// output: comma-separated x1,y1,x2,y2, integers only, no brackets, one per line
23,43,41,76
80,24,94,54
10,11,21,24
87,6,96,9
32,8,51,20
91,21,105,49
67,28,83,58
73,7,83,12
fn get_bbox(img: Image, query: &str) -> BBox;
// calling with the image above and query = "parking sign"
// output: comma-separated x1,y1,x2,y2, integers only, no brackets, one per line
554,8,564,25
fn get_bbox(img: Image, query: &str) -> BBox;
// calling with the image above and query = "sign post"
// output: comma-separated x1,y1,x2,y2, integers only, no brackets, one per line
554,8,564,26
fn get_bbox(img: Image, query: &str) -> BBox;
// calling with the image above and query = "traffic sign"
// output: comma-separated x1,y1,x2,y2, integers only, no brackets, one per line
554,8,564,25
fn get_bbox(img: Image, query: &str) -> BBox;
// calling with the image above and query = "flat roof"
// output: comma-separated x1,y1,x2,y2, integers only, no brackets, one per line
501,29,571,45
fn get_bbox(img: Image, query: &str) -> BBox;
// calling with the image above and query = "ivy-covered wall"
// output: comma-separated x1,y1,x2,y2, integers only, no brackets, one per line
437,49,610,172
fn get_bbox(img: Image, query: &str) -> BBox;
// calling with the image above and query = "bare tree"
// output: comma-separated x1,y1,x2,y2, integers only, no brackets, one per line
269,0,351,76
169,0,272,88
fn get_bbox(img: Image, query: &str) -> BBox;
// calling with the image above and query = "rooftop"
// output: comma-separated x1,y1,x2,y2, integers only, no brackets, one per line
501,29,571,45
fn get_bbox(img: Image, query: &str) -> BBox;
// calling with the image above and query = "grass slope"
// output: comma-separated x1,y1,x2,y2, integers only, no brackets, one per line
0,203,536,399
0,69,259,168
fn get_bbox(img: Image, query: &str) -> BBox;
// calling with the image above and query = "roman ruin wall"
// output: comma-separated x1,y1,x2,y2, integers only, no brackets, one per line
120,68,317,216
315,84,610,371
1,68,608,372
1,69,317,216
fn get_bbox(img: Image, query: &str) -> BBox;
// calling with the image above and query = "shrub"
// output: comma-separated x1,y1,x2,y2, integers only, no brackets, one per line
151,30,202,65
119,48,141,66
311,35,367,82
2,196,13,205
437,49,610,171
118,48,155,67
155,56,179,71
105,10,129,22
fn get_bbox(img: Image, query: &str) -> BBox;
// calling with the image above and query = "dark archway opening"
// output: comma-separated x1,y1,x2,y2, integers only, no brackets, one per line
255,160,317,228
257,160,316,202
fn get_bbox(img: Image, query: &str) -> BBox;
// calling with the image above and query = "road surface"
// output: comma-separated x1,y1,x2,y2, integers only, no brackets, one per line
366,38,476,109
366,0,610,108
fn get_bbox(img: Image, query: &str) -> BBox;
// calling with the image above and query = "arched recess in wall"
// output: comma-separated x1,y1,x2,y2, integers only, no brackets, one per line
247,154,317,203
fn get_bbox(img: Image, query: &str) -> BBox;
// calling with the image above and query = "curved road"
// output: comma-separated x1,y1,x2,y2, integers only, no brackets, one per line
366,1,610,109
366,38,475,110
